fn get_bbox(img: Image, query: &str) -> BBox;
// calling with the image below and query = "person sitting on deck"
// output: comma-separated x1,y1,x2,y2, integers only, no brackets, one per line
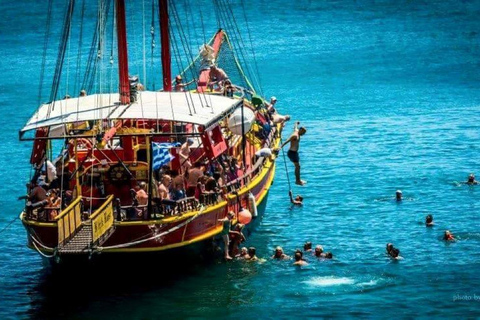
46,189,62,221
222,79,239,98
174,75,195,92
289,190,303,206
466,173,478,185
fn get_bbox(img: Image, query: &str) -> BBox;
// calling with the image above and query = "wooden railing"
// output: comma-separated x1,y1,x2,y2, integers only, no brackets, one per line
56,196,83,247
90,195,115,245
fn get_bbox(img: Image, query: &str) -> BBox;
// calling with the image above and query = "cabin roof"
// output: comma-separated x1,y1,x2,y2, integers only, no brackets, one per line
20,91,242,134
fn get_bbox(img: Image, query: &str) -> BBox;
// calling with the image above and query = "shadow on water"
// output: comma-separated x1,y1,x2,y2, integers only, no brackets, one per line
25,249,223,319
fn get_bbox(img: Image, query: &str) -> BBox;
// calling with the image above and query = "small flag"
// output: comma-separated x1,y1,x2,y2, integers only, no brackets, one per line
152,142,180,170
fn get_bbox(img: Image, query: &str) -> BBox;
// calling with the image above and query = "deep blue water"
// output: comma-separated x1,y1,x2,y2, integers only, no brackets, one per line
1,0,480,318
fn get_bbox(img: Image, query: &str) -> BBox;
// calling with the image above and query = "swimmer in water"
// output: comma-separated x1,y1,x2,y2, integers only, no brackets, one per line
314,245,325,258
289,190,303,205
386,243,394,255
238,247,249,259
272,246,290,260
293,252,308,266
323,252,333,259
389,248,401,259
466,173,478,185
396,190,403,201
444,230,455,241
303,242,312,252
425,214,434,227
247,247,259,261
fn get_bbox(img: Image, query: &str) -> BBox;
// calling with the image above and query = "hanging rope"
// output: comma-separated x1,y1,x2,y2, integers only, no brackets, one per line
279,138,292,193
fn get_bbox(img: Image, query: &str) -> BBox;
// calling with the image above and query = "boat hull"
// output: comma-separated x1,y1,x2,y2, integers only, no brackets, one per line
22,159,275,262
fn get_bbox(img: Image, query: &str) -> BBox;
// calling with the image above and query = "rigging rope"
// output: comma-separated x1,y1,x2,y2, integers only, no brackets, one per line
97,205,206,250
0,217,18,234
279,138,292,193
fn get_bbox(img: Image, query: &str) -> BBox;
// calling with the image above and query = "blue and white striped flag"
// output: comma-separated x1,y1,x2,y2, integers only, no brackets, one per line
152,142,180,170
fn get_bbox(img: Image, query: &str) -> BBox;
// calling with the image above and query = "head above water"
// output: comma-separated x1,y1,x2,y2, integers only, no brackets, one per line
468,173,475,182
303,242,312,251
396,190,403,200
314,245,323,256
426,214,433,223
294,252,302,261
248,247,256,256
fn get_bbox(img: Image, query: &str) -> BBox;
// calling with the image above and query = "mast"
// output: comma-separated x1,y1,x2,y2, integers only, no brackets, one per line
159,0,172,91
116,0,130,104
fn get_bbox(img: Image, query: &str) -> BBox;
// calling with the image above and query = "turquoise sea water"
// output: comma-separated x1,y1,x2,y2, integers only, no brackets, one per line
1,0,480,318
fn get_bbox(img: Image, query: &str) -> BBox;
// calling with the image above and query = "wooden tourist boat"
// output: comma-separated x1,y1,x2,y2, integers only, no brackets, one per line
18,0,283,263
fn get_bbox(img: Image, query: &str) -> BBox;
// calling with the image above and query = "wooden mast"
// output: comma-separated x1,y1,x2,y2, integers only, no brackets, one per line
116,0,130,104
159,0,172,91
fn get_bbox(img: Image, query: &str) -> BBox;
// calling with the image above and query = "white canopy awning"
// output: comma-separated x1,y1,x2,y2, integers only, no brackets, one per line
21,91,242,134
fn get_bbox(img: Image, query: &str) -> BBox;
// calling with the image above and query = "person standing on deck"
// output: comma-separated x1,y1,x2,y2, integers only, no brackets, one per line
276,121,307,186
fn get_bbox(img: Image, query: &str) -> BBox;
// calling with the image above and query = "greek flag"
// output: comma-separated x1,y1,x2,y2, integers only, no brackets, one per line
152,142,180,170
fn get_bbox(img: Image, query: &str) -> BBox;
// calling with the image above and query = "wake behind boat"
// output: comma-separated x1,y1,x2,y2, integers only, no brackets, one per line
19,0,284,264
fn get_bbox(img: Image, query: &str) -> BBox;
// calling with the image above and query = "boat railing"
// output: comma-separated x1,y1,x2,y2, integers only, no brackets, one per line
90,195,115,246
55,197,83,247
225,127,277,192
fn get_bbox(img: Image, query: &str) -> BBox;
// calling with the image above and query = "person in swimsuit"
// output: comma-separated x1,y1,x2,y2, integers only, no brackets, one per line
276,121,307,185
425,214,434,227
444,230,455,241
218,211,235,260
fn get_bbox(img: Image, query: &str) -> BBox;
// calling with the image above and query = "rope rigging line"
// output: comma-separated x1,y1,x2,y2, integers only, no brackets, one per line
48,0,75,115
74,0,86,97
97,205,206,250
37,0,54,108
279,138,292,193
0,217,18,235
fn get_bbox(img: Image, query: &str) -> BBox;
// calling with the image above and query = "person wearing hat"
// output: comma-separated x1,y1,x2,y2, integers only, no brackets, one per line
174,74,195,92
179,138,195,170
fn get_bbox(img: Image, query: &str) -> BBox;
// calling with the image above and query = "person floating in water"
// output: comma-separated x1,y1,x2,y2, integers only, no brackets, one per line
276,121,307,186
425,214,434,227
303,242,312,252
466,173,478,185
247,247,259,261
272,246,290,260
314,245,325,258
293,251,308,266
289,190,303,205
396,190,403,201
444,230,455,241
386,243,402,260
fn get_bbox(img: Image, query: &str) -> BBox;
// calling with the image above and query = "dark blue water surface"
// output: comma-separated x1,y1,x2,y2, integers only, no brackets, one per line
1,0,480,318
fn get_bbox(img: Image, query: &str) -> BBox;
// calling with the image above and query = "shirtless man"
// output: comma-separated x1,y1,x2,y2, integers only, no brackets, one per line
186,162,204,197
136,181,148,206
158,175,172,200
276,121,307,185
208,65,228,88
179,138,194,170
174,75,195,92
